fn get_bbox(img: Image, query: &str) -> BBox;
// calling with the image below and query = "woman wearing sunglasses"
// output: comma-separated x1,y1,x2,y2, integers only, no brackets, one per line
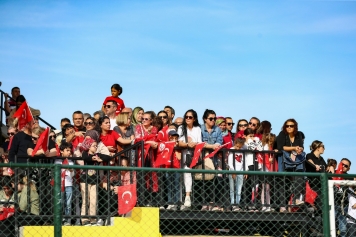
276,118,305,213
305,140,327,213
178,109,202,210
84,117,100,133
235,119,249,139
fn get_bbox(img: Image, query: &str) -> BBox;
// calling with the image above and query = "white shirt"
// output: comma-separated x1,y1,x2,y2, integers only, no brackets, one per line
227,146,245,171
347,188,356,224
54,159,74,187
177,126,202,165
110,118,117,130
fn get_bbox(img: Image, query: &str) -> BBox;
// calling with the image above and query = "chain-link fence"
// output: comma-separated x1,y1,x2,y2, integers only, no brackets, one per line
0,149,354,237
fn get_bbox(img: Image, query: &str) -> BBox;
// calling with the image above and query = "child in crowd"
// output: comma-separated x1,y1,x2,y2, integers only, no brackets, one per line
54,142,74,226
244,128,263,211
102,84,125,116
228,138,246,211
261,133,277,212
326,158,337,174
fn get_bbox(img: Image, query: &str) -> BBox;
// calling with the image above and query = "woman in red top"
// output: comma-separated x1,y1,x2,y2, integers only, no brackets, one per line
101,84,125,116
99,116,133,155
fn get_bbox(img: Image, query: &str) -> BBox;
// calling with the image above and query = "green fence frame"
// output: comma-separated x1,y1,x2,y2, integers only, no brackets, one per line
1,162,355,237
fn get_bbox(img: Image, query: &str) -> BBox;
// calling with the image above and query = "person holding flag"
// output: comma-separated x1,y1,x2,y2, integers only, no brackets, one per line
178,109,202,211
8,98,35,164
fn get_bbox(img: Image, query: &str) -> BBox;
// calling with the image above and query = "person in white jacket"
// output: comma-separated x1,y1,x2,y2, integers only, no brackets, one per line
227,137,246,211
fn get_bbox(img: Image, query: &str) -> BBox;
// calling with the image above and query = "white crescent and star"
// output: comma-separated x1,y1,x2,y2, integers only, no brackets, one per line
122,191,132,204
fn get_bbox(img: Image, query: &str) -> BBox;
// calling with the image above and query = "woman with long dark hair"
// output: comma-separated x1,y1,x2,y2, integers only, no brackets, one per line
276,118,305,213
177,109,202,210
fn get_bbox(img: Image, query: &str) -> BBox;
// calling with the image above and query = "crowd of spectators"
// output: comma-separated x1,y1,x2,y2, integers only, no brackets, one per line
0,84,355,236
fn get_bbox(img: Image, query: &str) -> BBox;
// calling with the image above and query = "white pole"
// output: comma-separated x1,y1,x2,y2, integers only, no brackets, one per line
328,180,356,237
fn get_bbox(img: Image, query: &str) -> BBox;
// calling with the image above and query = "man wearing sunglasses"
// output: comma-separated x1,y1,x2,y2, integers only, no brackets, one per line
164,105,175,125
105,100,118,130
334,158,352,237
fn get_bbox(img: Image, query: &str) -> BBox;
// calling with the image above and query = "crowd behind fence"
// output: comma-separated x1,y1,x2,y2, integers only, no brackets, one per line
2,145,355,236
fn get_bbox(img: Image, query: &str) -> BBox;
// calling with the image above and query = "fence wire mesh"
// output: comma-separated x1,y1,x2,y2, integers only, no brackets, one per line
0,149,354,237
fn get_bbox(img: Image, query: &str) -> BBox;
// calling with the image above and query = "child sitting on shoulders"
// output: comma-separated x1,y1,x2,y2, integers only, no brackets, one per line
102,84,125,115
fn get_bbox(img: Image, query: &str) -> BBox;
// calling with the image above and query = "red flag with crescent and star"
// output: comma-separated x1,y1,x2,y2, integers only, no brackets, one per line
118,183,137,215
154,141,175,167
31,127,50,157
135,134,156,167
204,142,230,159
12,101,34,130
189,142,206,168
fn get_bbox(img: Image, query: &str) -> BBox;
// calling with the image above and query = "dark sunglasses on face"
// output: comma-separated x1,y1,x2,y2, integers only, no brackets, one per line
342,163,349,168
7,132,15,136
227,123,235,126
32,136,38,140
185,116,193,120
286,125,295,128
84,121,95,126
142,118,151,121
207,117,216,121
249,122,257,127
104,105,112,108
49,135,56,139
159,116,167,119
239,123,248,127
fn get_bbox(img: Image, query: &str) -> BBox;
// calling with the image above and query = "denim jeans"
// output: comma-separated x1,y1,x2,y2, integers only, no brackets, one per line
166,172,181,204
62,186,73,222
229,174,243,205
335,205,348,237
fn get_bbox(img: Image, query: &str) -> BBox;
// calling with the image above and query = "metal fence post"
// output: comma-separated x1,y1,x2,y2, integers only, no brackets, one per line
321,172,331,237
53,164,62,237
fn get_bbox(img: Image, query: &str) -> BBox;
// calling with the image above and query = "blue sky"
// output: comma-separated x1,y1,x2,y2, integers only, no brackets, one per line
1,0,355,174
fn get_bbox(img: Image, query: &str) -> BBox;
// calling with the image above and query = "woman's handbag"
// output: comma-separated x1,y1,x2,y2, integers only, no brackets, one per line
194,157,215,181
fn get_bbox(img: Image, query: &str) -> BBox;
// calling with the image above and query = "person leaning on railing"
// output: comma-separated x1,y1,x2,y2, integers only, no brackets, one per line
177,109,202,211
200,109,222,211
79,137,112,226
276,118,305,213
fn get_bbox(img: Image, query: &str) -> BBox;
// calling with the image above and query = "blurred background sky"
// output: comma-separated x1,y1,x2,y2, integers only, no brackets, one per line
0,0,355,173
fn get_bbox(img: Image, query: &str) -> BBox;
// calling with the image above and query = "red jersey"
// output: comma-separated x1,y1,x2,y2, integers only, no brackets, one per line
100,130,121,148
103,96,125,115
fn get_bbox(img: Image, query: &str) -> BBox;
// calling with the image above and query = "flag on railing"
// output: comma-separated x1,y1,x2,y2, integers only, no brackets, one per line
305,181,317,205
31,127,50,157
12,101,34,130
189,142,205,168
204,142,230,159
118,183,137,215
154,141,175,167
135,134,156,167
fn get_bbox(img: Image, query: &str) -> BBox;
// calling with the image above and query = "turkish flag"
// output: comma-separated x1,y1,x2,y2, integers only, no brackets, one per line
135,134,156,167
155,141,175,167
189,142,205,168
305,181,318,205
31,127,50,157
12,101,34,130
118,183,137,215
204,142,230,159
333,162,344,180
